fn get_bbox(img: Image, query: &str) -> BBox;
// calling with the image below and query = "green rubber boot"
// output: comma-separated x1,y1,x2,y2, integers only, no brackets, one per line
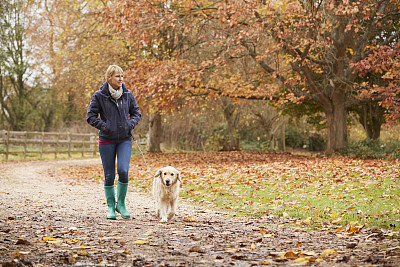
116,182,130,219
104,186,116,220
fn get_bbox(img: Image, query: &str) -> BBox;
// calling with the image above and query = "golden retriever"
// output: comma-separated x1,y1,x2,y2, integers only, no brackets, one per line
152,166,181,222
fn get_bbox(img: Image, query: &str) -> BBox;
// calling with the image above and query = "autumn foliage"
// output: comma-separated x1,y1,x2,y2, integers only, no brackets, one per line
2,0,400,153
353,41,400,123
100,0,400,153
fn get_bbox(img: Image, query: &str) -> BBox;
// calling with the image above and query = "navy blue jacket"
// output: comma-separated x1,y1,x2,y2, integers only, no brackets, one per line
86,82,141,143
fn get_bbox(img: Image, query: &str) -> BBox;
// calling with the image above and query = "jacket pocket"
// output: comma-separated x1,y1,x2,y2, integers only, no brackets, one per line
100,120,116,138
100,121,109,134
119,120,130,139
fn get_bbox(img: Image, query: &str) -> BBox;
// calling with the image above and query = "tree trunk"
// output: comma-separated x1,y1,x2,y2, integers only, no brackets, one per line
357,102,384,140
221,98,240,151
324,91,348,154
149,112,162,152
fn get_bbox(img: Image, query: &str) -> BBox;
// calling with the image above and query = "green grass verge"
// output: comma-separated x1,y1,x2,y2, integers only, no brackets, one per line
179,168,400,232
67,151,400,233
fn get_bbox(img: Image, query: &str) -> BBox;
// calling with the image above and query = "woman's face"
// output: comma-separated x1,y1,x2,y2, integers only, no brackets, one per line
108,71,124,89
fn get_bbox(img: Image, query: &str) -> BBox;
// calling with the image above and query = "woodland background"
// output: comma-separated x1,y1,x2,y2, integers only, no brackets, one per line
1,0,400,157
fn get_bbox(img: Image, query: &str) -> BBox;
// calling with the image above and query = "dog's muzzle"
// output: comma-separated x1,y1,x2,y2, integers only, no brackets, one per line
165,180,171,186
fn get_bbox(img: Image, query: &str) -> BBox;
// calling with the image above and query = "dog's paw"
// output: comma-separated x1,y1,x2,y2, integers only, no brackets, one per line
159,218,168,223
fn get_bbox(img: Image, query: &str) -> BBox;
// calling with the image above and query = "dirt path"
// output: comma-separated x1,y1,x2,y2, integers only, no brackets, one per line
0,159,399,266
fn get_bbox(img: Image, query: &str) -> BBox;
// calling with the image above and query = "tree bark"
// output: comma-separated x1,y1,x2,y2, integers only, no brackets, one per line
149,112,162,152
221,98,240,151
323,90,348,155
357,102,384,140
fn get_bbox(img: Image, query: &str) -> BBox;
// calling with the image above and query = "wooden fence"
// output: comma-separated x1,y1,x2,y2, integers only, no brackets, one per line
0,130,98,160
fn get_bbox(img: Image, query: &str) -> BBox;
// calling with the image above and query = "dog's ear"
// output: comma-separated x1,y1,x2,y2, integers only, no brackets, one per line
154,169,162,178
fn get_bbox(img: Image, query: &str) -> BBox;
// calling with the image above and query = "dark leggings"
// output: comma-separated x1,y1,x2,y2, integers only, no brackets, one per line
99,140,132,186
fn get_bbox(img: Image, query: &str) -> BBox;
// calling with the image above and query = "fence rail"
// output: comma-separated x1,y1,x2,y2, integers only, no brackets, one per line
0,130,98,160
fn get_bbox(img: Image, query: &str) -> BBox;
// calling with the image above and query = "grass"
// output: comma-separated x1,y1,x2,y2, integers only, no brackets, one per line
183,171,400,232
50,151,400,233
128,152,400,232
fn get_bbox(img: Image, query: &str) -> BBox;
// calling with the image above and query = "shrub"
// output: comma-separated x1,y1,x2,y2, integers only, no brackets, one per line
307,133,326,151
340,139,400,159
285,126,304,149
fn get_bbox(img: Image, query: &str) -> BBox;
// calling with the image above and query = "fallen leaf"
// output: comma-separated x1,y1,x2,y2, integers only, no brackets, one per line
336,226,346,232
301,251,318,257
133,240,149,245
280,251,298,259
346,242,358,248
47,240,62,246
189,246,206,253
320,249,338,257
16,239,30,245
332,218,342,224
68,257,76,264
41,236,57,241
302,217,313,225
225,248,240,253
295,257,308,263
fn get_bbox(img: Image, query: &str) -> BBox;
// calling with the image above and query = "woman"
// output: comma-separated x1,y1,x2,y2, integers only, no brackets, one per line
86,65,141,219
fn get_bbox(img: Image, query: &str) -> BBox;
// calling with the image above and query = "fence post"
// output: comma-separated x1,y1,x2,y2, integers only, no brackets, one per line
91,134,96,156
81,137,84,157
1,130,99,159
5,130,9,161
40,132,44,158
23,131,27,159
55,133,59,159
68,133,71,158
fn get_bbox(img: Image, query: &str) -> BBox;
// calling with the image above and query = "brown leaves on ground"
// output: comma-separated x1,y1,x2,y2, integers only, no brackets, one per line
62,151,400,186
60,151,400,228
2,152,399,266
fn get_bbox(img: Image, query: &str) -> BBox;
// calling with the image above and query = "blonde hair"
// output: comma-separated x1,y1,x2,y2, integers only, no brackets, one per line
105,65,123,81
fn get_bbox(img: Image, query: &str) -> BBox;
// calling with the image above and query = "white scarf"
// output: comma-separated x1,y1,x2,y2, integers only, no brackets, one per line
108,83,123,100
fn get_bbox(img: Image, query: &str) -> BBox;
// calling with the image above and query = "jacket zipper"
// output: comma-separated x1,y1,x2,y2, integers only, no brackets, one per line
110,95,125,143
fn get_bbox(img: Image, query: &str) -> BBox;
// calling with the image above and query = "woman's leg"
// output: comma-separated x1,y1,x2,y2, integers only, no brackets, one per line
115,140,132,219
116,139,132,183
99,144,117,186
99,144,117,219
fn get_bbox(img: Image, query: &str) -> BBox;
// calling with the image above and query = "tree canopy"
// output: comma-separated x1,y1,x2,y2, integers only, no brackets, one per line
103,0,400,153
1,0,399,153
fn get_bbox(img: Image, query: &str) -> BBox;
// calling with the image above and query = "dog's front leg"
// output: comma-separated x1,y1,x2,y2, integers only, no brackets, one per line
155,200,160,218
159,201,168,222
167,198,177,221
